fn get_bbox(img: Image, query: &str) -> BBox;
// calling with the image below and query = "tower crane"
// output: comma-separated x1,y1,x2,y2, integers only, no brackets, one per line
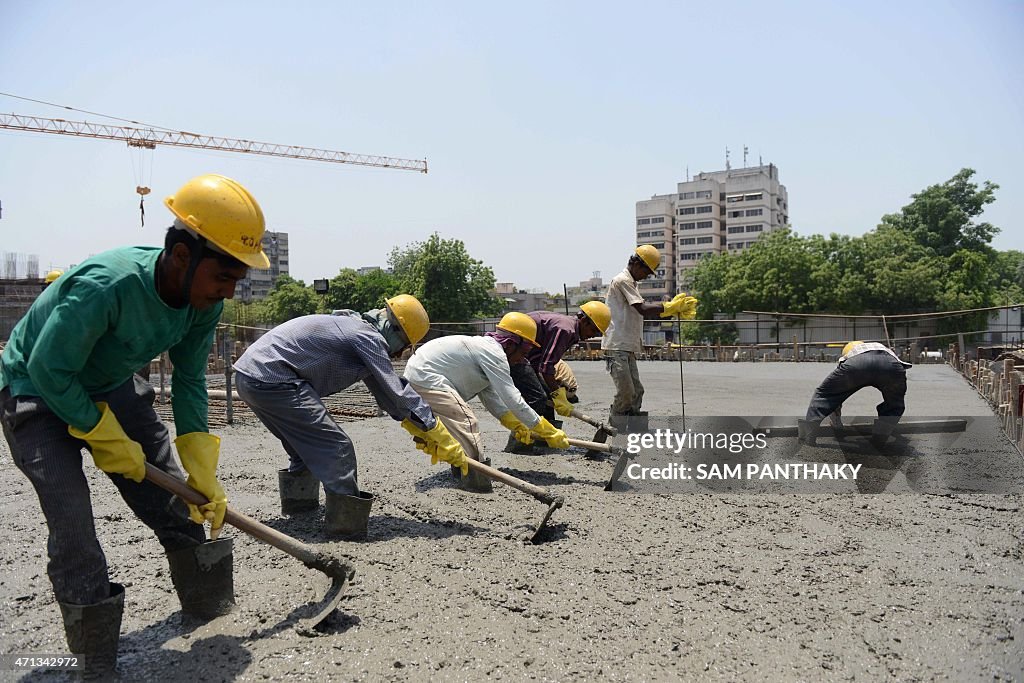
0,113,428,173
0,111,427,225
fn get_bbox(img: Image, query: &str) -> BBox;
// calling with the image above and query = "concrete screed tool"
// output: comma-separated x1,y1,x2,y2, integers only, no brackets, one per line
755,418,968,438
463,457,565,543
145,464,355,636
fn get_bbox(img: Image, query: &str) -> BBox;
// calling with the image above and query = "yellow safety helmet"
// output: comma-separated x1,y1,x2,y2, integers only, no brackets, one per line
44,269,63,285
635,244,660,272
385,294,430,345
496,312,540,347
580,301,611,334
842,341,864,357
164,174,269,269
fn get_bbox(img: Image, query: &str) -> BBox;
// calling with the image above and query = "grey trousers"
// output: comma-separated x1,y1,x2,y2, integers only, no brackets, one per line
235,373,359,496
605,350,644,414
1,376,203,605
805,351,908,421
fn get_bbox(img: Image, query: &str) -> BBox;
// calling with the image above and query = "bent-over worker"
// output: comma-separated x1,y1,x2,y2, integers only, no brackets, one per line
234,295,468,539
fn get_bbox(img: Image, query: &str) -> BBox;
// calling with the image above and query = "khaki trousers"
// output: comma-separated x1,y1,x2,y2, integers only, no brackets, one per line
409,385,483,462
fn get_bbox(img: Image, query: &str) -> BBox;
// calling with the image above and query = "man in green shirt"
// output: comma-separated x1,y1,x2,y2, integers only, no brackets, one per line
0,174,267,677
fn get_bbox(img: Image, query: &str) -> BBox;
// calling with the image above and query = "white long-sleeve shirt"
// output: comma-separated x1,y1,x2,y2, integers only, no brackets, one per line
404,335,541,427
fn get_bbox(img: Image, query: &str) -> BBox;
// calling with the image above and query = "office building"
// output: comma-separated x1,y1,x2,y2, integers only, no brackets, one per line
635,163,788,299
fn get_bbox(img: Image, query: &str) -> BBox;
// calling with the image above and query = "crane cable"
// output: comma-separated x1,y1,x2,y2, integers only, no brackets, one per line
2,91,163,228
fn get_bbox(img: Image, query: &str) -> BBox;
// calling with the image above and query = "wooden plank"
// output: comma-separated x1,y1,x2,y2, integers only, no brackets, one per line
757,419,969,438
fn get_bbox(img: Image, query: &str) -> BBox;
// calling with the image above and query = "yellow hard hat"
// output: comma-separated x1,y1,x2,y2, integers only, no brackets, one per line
635,244,660,272
842,341,864,357
580,301,611,334
496,312,540,347
164,174,269,269
44,269,63,284
385,294,430,345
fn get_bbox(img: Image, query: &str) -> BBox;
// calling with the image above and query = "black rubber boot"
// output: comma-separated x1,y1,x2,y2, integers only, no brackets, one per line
278,468,320,515
609,406,648,433
451,456,493,493
324,491,374,540
166,539,235,619
797,419,819,446
59,583,124,680
503,433,537,455
871,417,900,450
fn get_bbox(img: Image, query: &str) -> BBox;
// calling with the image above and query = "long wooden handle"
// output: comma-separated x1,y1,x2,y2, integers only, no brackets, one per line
145,463,323,566
569,409,619,436
464,458,561,506
566,437,625,455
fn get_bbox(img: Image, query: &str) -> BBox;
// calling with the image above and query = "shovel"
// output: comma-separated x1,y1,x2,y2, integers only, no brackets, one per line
565,438,631,491
145,463,355,635
463,458,564,543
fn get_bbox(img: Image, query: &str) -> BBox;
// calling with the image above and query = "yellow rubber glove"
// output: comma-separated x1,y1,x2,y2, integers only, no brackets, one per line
661,293,699,319
401,417,429,444
401,418,470,475
530,417,570,449
423,420,470,476
549,387,573,417
499,411,534,445
174,433,227,540
68,402,146,483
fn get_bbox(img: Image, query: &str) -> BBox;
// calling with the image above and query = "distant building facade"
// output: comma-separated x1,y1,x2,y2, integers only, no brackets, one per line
237,231,289,301
494,282,556,313
636,163,789,301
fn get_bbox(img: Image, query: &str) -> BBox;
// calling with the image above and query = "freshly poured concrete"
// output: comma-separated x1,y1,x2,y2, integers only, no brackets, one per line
1,362,1021,681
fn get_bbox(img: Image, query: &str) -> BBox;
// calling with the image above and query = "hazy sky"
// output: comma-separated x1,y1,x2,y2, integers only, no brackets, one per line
1,1,1021,292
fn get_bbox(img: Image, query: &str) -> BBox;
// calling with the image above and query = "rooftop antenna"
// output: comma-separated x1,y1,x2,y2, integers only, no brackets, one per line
743,145,748,168
685,164,689,182
725,146,731,171
759,151,763,167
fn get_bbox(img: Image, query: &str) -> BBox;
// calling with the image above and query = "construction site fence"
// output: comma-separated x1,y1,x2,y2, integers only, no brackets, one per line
950,343,1024,456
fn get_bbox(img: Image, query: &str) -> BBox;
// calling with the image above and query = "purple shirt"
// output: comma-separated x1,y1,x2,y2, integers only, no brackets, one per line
525,311,580,376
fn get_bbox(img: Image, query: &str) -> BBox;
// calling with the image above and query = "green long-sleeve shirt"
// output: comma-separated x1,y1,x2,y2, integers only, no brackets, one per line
0,246,220,434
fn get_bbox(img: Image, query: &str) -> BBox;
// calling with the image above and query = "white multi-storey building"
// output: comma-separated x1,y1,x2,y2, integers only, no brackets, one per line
237,231,289,301
635,163,788,300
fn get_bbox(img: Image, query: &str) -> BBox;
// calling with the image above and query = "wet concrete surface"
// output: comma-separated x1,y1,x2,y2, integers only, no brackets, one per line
1,362,1022,680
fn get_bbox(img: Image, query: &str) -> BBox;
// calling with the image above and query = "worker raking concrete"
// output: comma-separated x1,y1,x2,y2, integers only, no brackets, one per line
506,303,610,452
602,245,698,425
0,174,266,678
233,295,469,540
798,340,913,447
404,312,571,492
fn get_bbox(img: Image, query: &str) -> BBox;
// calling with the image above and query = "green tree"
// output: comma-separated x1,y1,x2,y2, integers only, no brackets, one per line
262,275,319,323
880,168,999,257
319,268,402,312
389,233,505,323
714,228,827,313
859,227,943,314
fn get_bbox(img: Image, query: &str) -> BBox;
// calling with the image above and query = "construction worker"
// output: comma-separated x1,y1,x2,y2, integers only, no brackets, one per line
0,174,265,677
506,303,610,451
404,312,571,492
42,269,63,289
798,341,913,446
233,295,469,540
602,244,697,419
